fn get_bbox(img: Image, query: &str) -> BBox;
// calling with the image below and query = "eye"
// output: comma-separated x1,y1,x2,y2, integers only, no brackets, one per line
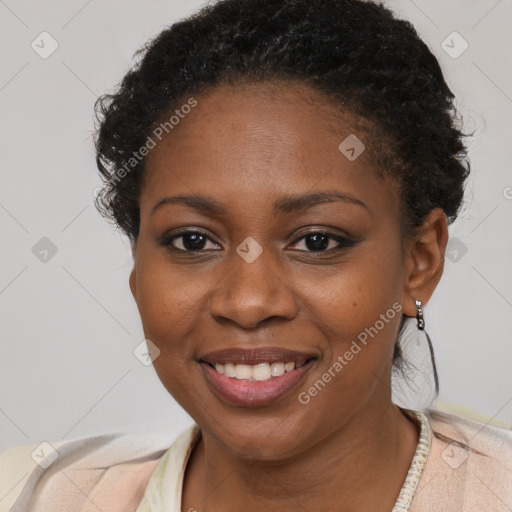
162,230,221,252
289,231,356,252
161,229,356,253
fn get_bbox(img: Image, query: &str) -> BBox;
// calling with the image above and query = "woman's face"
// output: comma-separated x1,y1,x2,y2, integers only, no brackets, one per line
130,82,412,458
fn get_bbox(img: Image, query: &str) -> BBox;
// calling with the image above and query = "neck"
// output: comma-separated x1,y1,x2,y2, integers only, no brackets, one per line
182,402,420,512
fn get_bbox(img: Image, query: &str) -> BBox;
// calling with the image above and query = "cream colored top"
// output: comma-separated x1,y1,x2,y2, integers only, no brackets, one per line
1,408,511,511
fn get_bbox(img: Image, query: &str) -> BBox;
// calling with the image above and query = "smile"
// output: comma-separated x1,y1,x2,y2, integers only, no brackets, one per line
205,360,311,382
198,346,319,406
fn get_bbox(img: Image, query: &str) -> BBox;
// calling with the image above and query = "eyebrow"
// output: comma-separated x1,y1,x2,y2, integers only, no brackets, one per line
150,191,368,216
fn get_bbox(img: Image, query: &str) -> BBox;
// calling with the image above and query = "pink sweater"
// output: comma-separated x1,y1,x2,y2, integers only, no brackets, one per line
1,409,511,511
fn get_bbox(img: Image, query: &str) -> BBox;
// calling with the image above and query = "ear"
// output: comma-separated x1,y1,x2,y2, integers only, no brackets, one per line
129,242,137,301
402,208,448,318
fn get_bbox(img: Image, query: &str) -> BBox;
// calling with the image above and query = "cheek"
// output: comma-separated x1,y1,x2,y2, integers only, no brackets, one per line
133,253,205,407
133,247,202,354
301,241,404,341
295,239,405,405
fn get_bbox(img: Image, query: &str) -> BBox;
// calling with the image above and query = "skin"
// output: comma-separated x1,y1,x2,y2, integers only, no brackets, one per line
129,81,448,512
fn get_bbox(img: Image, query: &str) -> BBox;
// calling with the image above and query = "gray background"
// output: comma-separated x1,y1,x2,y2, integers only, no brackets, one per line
1,0,511,452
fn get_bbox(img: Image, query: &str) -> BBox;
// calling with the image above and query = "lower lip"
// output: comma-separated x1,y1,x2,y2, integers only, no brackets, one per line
200,360,316,406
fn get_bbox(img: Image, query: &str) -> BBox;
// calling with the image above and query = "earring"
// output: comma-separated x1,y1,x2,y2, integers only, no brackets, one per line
414,298,439,395
415,299,425,330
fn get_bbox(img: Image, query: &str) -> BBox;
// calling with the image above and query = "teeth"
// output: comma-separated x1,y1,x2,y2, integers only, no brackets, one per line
270,362,285,377
235,364,253,380
210,361,308,382
253,363,272,381
224,363,236,378
284,362,295,372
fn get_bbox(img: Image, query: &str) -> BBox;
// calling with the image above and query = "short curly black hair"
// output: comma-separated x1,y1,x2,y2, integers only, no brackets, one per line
93,0,470,394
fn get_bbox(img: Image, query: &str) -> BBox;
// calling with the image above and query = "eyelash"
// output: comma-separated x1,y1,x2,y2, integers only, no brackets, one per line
160,229,357,254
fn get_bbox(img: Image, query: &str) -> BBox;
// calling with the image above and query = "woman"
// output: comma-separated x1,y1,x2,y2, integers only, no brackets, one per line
1,0,511,510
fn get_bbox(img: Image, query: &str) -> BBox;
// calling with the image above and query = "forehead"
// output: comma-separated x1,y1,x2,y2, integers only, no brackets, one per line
141,82,398,219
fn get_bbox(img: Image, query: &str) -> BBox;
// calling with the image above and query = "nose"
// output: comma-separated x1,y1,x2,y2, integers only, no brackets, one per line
209,245,297,329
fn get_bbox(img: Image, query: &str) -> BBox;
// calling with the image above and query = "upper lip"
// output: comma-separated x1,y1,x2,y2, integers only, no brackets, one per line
199,346,318,366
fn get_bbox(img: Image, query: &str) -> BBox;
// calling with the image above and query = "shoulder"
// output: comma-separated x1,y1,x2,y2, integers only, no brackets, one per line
425,407,512,461
0,430,177,512
136,423,202,511
411,407,512,512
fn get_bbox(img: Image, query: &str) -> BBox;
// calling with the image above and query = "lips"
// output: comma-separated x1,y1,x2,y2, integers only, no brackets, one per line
200,346,317,366
199,346,318,406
